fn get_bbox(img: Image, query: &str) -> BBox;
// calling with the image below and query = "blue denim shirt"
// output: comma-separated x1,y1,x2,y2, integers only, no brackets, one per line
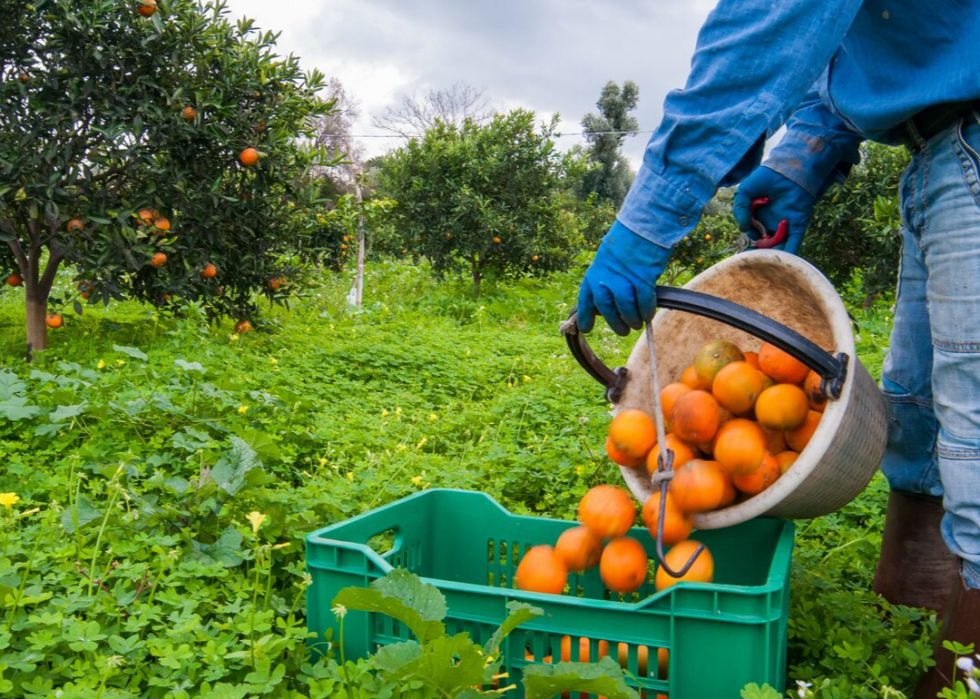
620,0,980,247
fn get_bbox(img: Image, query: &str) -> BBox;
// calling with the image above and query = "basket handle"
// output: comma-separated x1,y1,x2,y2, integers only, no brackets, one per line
563,286,849,403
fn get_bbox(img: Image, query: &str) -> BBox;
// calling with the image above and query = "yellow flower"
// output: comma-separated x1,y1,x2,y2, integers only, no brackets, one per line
395,406,402,418
396,444,407,452
412,475,423,486
116,359,125,367
381,409,389,417
230,334,239,342
246,511,267,534
523,375,531,383
346,471,354,482
269,357,278,365
429,413,438,422
97,359,106,369
238,406,248,414
0,492,20,508
319,457,328,467
272,542,291,550
415,436,427,450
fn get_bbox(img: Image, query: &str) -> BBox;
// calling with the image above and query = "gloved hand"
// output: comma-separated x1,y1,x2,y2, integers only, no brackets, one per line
733,166,816,255
577,220,671,336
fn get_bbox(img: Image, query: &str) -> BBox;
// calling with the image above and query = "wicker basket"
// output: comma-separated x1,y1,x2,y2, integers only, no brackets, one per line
568,251,888,528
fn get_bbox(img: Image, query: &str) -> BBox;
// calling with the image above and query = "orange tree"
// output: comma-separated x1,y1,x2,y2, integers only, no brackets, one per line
0,0,331,356
375,110,587,294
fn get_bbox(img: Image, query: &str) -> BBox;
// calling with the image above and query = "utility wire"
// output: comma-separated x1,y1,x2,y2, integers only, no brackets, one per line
342,129,656,139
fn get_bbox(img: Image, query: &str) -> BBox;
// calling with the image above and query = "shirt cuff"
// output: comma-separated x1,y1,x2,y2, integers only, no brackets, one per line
617,164,705,248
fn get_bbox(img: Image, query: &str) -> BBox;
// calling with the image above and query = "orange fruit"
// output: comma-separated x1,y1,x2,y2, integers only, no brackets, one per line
660,382,693,423
744,351,760,370
6,273,22,287
804,371,828,413
200,263,217,278
758,342,809,384
776,450,799,474
151,252,167,268
578,485,636,540
493,236,502,244
713,418,766,475
240,147,260,167
755,384,809,430
681,365,710,390
182,106,198,121
616,644,663,677
235,320,254,334
712,361,764,415
66,218,84,233
733,451,781,495
718,469,737,506
515,545,568,595
561,636,610,662
137,0,157,17
758,370,775,392
606,435,644,468
600,537,648,593
608,409,657,465
786,410,821,452
137,208,157,226
655,540,714,591
555,526,603,573
46,314,63,329
693,340,744,388
153,216,171,233
641,491,693,546
646,434,696,476
668,459,726,513
760,425,787,455
672,390,720,444
531,255,539,261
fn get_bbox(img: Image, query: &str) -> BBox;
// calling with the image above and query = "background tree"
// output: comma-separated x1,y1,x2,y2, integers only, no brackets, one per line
375,110,586,294
580,80,639,208
315,77,363,196
372,82,493,138
0,0,331,357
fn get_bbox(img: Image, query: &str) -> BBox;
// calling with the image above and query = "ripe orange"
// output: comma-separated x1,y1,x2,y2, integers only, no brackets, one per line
755,384,809,430
579,485,636,540
758,342,809,384
137,0,157,17
718,469,737,507
493,236,502,244
668,459,726,513
654,540,714,591
713,418,766,475
182,106,198,121
804,371,828,413
46,314,63,329
646,434,695,476
608,409,657,465
761,424,788,455
239,147,260,167
66,218,84,233
672,390,720,444
641,491,693,546
137,208,157,226
681,365,710,390
776,450,799,474
786,410,821,452
712,361,764,415
6,273,22,287
606,435,644,468
660,382,693,423
151,252,167,268
531,255,539,261
154,216,171,233
743,351,760,370
600,537,649,593
200,263,217,278
268,277,283,291
561,636,610,662
693,339,744,387
515,545,568,595
758,370,775,392
555,526,603,572
235,320,254,334
733,451,781,495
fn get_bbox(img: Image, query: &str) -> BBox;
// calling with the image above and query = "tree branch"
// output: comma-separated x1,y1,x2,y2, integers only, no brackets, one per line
38,238,65,298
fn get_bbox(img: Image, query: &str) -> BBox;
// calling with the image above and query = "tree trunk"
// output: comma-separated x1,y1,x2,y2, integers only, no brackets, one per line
25,293,48,359
354,180,365,309
471,256,482,296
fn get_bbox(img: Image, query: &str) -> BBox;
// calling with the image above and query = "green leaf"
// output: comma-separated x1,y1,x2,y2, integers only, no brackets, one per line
385,634,486,695
0,371,26,401
49,403,87,422
113,345,148,362
523,657,639,699
237,428,281,460
186,526,244,568
209,437,262,496
175,359,206,374
484,601,542,656
61,494,101,534
372,640,422,674
333,569,447,643
0,398,42,422
740,683,783,699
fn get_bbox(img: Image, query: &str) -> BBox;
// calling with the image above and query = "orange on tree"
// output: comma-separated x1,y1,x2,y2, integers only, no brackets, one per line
672,390,721,444
712,361,764,415
531,254,539,261
754,383,809,430
137,208,158,226
234,319,254,334
608,409,657,465
713,418,766,475
239,147,260,167
733,451,781,495
758,342,809,384
578,485,636,540
776,450,799,474
46,314,63,329
6,273,22,287
655,540,714,591
151,252,167,268
600,536,649,593
137,0,157,17
153,216,171,233
659,382,693,423
606,435,645,468
555,525,603,573
66,218,84,233
646,434,696,476
182,106,198,121
492,236,502,244
668,459,726,513
744,351,760,370
200,263,217,278
515,545,568,595
693,339,744,387
641,491,693,546
786,410,822,452
681,365,710,390
804,370,828,413
268,277,283,291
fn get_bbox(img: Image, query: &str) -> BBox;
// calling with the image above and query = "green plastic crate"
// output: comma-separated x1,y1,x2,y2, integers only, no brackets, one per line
306,489,795,698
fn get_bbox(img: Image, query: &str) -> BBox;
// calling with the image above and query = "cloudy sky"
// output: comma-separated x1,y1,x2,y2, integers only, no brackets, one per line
224,0,716,167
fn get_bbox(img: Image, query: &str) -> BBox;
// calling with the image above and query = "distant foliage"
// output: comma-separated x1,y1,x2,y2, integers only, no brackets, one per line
580,81,640,208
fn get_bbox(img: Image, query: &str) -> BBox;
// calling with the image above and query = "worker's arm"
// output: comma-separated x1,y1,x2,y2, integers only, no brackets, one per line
578,0,864,334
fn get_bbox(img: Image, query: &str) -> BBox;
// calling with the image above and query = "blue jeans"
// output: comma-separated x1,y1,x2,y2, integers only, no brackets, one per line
881,111,980,588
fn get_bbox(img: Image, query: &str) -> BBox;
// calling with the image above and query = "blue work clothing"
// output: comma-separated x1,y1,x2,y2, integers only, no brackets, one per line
731,166,815,254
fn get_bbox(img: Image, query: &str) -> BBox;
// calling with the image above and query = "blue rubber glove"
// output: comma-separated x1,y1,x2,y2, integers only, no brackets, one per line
577,220,671,336
733,166,816,255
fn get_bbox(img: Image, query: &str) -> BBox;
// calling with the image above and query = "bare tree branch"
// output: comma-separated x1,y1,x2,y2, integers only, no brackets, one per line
372,82,493,138
314,78,363,189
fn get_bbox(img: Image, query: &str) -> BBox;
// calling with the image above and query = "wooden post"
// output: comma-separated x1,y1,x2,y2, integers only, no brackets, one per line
353,174,365,310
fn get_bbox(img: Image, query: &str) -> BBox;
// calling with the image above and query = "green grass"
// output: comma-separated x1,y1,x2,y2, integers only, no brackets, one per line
0,260,937,697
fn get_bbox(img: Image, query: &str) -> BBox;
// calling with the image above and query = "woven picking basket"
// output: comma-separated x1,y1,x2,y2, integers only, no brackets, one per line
586,251,887,528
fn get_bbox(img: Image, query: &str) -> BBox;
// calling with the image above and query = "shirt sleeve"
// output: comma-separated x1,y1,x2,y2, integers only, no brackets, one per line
618,0,864,247
764,86,864,200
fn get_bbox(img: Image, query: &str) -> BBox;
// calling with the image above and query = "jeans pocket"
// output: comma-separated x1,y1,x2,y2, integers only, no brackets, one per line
953,111,980,206
881,386,941,494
